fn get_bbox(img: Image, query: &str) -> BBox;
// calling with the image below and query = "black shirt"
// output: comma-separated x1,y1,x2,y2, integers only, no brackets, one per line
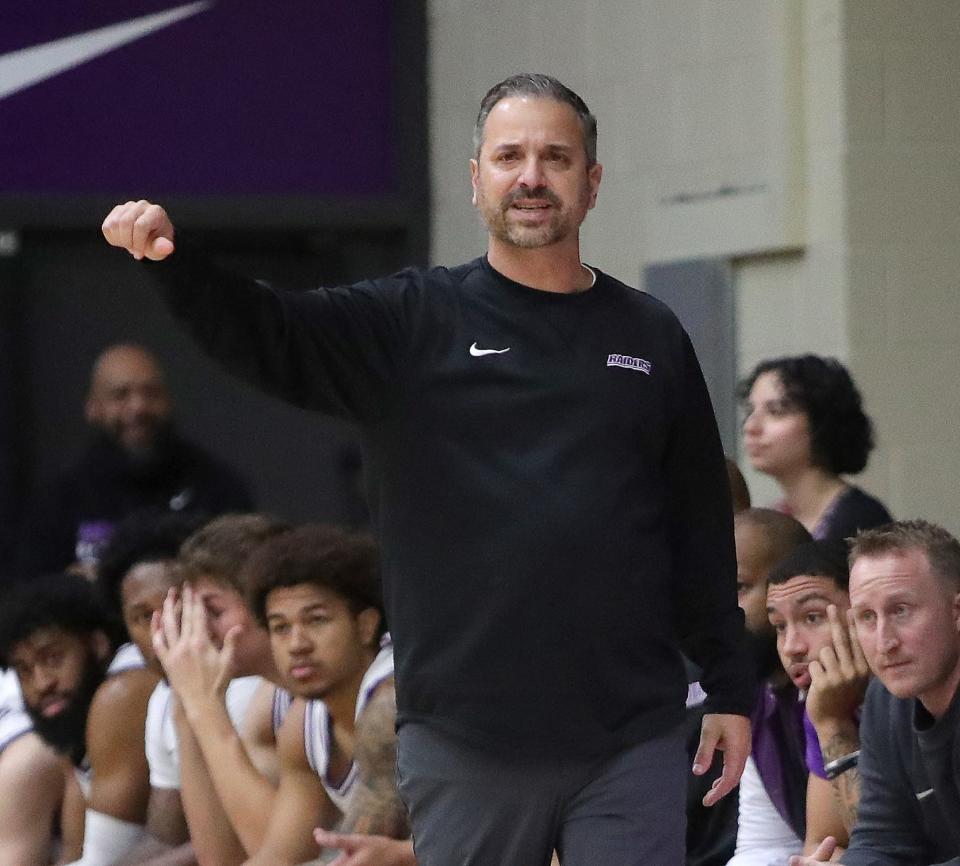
844,678,960,865
17,432,252,578
150,246,753,758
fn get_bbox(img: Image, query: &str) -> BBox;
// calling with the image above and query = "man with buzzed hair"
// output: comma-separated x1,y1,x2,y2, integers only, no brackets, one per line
17,343,251,578
735,508,812,638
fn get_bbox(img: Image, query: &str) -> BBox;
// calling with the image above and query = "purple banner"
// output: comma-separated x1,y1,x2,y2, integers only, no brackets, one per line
0,1,395,197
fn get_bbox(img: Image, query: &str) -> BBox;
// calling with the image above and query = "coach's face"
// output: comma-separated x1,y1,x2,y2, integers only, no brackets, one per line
470,96,601,250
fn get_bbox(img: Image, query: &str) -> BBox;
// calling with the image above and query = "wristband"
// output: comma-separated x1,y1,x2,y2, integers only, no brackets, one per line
63,809,145,865
824,749,860,780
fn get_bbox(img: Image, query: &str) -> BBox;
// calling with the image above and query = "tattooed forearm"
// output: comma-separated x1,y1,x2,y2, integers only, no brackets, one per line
821,730,861,833
337,680,410,839
835,768,860,831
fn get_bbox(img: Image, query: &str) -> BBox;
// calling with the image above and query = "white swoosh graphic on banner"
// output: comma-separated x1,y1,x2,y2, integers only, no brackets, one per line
0,1,212,101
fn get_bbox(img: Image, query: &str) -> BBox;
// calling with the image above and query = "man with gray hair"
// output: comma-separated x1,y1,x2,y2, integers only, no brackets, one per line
101,72,752,865
792,519,960,866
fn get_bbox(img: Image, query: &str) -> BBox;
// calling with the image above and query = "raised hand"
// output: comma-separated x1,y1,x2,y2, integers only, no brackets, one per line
806,604,868,832
151,585,239,718
806,605,870,731
102,200,176,261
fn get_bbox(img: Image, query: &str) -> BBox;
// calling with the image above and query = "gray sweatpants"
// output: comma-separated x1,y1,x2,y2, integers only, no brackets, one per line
396,723,687,866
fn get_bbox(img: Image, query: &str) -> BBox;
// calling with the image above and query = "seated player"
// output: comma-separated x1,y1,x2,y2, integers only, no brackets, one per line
705,508,810,866
0,573,152,865
0,670,67,866
240,524,413,866
766,541,869,856
150,513,291,865
95,510,207,865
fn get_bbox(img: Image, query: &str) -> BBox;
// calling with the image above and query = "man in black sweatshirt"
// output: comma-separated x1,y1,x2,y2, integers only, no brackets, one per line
101,73,752,866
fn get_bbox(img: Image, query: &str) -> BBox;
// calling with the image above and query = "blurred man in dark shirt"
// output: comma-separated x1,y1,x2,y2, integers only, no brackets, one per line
17,343,251,579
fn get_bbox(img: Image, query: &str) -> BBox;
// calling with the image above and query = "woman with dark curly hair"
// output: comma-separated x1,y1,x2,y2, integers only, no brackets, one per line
738,354,892,541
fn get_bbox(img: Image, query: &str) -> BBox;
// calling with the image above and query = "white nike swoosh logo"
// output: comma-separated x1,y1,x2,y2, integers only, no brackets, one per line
0,2,213,101
916,788,934,800
469,342,511,356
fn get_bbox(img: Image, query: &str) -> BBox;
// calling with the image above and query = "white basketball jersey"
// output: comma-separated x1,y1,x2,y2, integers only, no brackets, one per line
145,675,263,790
0,670,30,755
304,643,394,812
272,686,294,737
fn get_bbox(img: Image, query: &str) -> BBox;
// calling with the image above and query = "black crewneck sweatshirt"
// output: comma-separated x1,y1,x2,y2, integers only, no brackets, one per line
150,244,753,758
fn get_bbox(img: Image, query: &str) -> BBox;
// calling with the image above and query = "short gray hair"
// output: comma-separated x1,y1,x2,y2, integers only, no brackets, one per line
473,73,598,165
